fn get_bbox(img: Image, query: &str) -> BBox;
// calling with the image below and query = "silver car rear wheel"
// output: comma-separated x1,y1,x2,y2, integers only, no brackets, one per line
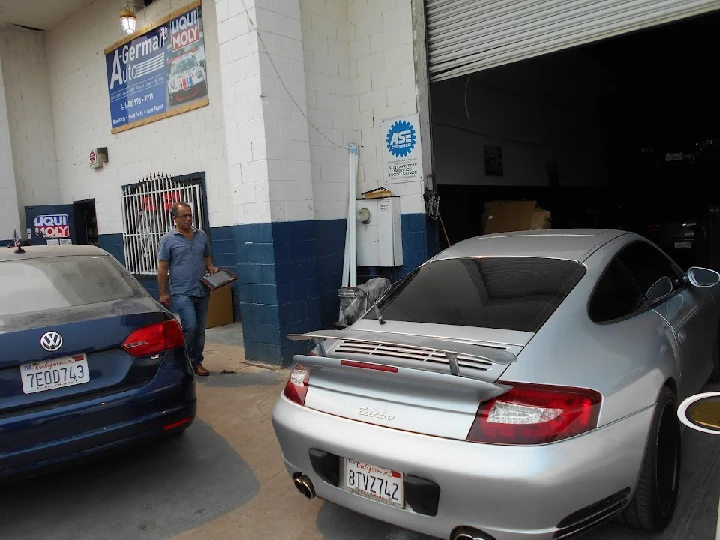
621,386,680,531
708,323,720,382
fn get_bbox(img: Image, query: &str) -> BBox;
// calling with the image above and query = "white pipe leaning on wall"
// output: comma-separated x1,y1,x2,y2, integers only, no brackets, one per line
349,143,359,287
341,222,349,287
341,196,350,288
340,144,360,291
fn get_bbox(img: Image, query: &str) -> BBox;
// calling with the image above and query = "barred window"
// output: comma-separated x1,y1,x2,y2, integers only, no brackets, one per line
121,173,207,275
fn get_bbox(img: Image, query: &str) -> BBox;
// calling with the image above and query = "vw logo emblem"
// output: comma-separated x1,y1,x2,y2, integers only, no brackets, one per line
40,331,63,352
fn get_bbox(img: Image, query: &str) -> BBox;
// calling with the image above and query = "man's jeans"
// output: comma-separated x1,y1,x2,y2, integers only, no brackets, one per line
173,294,210,366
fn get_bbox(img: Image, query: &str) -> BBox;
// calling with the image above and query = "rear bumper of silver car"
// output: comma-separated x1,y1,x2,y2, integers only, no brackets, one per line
272,394,655,540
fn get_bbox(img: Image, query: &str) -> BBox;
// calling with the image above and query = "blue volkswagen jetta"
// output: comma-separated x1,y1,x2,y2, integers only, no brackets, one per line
0,244,196,480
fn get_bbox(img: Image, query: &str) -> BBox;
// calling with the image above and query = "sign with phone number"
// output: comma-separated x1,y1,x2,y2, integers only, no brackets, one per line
104,0,209,133
382,114,424,184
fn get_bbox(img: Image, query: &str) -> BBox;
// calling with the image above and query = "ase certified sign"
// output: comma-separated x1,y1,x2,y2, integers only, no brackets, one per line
381,114,423,185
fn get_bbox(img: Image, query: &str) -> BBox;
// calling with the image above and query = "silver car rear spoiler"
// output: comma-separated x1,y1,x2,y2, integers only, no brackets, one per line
288,328,517,376
290,353,511,397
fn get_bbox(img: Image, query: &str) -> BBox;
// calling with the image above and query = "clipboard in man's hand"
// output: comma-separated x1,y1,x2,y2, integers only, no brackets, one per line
201,268,237,290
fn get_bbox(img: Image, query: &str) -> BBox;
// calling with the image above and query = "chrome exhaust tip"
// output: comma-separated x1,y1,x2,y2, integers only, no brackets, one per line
293,474,316,499
451,526,496,540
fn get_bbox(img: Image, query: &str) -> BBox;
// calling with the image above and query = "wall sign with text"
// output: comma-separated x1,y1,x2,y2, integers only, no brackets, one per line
34,214,70,239
104,0,208,134
382,114,424,184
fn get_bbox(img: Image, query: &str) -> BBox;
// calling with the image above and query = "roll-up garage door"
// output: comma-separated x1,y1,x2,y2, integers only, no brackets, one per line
426,0,720,82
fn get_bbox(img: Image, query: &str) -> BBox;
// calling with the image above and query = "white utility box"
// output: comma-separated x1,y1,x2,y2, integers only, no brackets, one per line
356,196,403,267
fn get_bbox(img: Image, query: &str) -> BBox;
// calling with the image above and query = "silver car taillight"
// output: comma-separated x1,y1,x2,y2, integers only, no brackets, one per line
466,381,602,445
283,365,310,406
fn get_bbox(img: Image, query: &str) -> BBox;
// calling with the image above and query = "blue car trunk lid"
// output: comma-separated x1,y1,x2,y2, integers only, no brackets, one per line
0,298,169,415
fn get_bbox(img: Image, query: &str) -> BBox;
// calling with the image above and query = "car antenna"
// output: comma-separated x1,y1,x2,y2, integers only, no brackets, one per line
12,229,25,254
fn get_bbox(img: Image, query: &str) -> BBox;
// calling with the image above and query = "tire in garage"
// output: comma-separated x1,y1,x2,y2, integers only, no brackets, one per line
620,385,681,530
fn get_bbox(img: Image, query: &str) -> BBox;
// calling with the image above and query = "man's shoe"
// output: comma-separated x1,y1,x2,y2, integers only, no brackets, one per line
193,364,210,377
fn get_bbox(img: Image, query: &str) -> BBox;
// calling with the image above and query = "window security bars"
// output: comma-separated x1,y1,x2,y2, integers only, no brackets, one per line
121,172,206,275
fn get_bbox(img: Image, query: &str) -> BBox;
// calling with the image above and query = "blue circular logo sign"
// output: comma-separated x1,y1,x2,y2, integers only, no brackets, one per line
386,120,417,158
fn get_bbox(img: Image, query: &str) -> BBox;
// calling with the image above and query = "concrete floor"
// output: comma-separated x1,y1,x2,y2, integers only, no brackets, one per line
2,329,720,540
205,322,244,348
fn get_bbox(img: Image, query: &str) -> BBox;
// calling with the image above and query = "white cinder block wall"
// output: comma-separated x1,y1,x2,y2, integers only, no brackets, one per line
300,0,425,221
349,0,424,215
215,0,273,226
300,0,354,222
0,51,21,240
3,0,423,237
215,0,315,226
255,0,314,224
0,28,60,225
45,0,230,235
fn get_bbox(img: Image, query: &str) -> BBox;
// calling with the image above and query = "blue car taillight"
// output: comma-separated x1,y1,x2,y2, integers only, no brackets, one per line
121,320,185,357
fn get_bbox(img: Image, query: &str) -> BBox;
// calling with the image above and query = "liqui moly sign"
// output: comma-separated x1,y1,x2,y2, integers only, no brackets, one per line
104,1,208,133
34,214,70,238
171,8,200,51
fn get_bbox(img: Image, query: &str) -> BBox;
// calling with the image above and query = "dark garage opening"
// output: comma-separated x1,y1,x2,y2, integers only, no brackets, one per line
430,10,720,270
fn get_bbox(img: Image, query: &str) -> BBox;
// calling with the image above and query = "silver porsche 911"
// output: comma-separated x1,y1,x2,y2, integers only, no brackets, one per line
271,229,720,540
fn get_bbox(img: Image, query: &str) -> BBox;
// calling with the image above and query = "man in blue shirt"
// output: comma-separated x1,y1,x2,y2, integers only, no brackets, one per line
157,201,218,376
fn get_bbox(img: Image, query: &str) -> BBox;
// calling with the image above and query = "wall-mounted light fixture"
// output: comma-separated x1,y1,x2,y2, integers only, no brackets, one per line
120,4,137,35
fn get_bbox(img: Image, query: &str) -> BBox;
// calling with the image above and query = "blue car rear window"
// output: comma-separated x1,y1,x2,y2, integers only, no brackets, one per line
0,255,145,317
365,256,586,333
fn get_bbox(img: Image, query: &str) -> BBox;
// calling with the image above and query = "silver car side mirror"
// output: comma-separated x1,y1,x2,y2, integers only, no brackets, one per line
687,266,720,288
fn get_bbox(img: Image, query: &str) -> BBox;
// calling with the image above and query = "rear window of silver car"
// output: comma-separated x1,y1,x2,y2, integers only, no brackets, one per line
365,256,586,332
0,255,144,317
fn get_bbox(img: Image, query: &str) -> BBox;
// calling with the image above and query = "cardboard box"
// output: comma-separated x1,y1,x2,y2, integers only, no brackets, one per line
483,200,551,234
206,285,234,329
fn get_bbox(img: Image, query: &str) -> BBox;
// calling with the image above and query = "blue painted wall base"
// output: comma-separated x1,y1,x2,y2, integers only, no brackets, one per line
97,212,435,367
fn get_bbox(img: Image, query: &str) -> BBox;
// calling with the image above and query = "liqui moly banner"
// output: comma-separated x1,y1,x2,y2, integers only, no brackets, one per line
34,214,70,238
104,1,208,134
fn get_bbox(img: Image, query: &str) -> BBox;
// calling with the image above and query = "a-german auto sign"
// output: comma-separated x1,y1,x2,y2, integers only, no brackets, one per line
104,0,208,134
